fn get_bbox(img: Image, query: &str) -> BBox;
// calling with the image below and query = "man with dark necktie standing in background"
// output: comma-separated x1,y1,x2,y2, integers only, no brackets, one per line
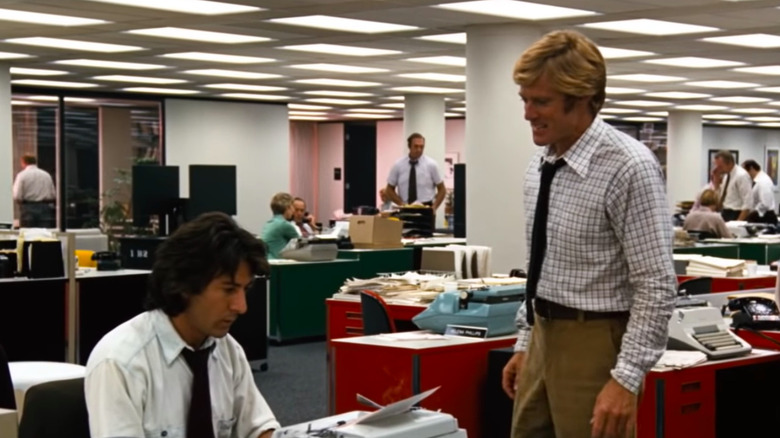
385,133,447,212
711,150,752,222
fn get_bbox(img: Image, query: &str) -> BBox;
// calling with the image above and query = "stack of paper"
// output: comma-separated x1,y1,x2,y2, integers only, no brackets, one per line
652,350,707,371
686,255,746,277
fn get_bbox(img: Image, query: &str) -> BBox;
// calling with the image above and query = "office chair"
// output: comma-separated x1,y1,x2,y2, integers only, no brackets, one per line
678,277,713,296
360,290,396,335
18,378,90,438
0,344,14,410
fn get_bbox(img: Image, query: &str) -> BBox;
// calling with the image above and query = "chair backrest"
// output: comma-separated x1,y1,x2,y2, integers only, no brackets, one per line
0,345,14,410
18,378,90,438
360,290,396,335
678,277,713,296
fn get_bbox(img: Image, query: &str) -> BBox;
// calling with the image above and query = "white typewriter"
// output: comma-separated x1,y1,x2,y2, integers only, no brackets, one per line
667,306,752,360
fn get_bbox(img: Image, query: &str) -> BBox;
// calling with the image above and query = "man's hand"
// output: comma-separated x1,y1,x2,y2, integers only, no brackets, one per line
590,378,637,438
259,430,274,438
501,352,525,399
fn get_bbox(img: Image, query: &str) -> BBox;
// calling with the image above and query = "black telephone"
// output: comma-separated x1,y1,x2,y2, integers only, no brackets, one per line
92,251,121,271
727,295,780,330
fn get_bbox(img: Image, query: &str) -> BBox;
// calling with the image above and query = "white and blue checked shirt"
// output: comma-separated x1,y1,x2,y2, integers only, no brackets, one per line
514,117,677,394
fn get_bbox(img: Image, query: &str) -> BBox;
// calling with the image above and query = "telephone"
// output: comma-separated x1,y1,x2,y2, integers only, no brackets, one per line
727,294,780,330
92,251,121,271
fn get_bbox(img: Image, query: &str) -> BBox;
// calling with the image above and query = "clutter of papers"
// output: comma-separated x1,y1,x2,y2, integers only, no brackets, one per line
682,255,747,278
652,350,708,371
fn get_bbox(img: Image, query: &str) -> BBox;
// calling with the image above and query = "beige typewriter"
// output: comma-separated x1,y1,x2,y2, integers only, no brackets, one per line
667,306,751,360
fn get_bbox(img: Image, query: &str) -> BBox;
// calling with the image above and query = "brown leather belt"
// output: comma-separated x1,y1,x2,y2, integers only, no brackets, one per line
534,297,629,321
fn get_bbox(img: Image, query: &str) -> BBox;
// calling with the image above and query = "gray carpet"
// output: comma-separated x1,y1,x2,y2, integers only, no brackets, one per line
253,341,328,427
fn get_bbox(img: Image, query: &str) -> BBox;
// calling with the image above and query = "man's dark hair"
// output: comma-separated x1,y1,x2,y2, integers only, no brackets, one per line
21,154,37,165
145,211,269,316
715,150,735,165
742,159,761,172
407,132,424,148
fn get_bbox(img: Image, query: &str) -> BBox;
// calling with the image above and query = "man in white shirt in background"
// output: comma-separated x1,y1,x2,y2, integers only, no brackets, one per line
12,154,56,228
712,150,752,221
85,212,279,438
385,132,446,212
742,159,778,224
291,197,316,237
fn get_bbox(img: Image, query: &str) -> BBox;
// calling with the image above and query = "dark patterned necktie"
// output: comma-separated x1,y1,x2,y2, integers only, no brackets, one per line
181,345,216,438
408,160,418,204
526,159,567,325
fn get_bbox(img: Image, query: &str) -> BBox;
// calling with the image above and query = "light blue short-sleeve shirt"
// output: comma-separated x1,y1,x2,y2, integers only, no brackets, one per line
387,155,442,203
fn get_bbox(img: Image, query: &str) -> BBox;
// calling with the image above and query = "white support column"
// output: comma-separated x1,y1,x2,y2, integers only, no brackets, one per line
667,111,703,211
465,24,542,273
0,64,12,223
404,94,446,227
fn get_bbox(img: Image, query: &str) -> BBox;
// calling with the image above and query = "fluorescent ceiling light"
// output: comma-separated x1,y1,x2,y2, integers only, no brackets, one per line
581,19,718,35
701,33,780,48
203,83,286,92
758,87,780,93
676,104,729,111
346,108,396,113
221,93,288,100
162,52,274,64
600,114,617,119
280,44,400,57
10,67,68,76
714,120,752,125
746,116,780,122
600,108,641,114
268,15,417,33
609,74,685,82
12,79,97,88
436,1,597,20
643,57,743,68
599,47,654,59
303,90,373,97
384,96,406,100
0,8,107,26
381,103,405,108
94,75,185,84
124,87,198,94
288,63,387,74
54,59,166,70
290,116,329,121
391,86,463,93
730,108,777,114
450,107,467,112
445,112,461,117
646,112,668,117
702,114,740,120
183,69,280,79
685,80,759,88
345,113,395,119
710,96,770,103
734,65,780,75
295,78,380,87
288,103,332,110
289,111,328,116
84,0,261,15
406,56,466,67
416,33,466,44
6,37,142,53
605,87,645,94
26,96,95,103
398,73,465,82
306,98,372,105
126,27,269,44
623,117,665,122
757,122,780,127
644,91,711,99
0,51,31,60
614,100,672,107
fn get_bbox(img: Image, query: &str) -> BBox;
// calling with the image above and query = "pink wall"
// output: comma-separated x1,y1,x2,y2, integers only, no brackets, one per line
317,122,344,221
376,120,405,206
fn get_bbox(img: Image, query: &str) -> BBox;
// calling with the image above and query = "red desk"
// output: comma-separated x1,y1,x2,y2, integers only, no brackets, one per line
325,297,426,341
638,349,780,438
329,333,516,438
731,328,780,351
677,274,776,292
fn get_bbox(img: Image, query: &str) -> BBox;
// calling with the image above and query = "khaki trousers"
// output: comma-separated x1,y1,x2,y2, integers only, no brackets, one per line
511,314,629,438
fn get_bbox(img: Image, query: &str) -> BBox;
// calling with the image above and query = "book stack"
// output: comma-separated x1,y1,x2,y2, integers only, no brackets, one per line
686,256,746,278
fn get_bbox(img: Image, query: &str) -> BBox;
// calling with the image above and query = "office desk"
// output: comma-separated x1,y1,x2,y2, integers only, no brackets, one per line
329,332,516,438
337,248,414,278
325,297,426,341
403,237,467,270
269,259,359,344
638,349,780,438
702,238,780,264
673,243,739,259
677,274,776,292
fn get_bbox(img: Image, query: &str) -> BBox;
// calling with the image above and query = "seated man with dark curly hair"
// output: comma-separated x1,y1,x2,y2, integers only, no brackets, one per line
85,212,279,438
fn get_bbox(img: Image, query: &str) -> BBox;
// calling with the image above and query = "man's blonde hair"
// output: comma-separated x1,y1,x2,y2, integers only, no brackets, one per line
513,29,606,116
270,192,293,215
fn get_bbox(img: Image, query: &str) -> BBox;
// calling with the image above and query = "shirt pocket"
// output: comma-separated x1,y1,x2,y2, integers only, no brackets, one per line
216,417,237,438
145,427,184,438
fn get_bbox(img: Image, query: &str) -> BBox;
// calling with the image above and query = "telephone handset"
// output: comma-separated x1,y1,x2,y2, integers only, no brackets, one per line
727,295,780,330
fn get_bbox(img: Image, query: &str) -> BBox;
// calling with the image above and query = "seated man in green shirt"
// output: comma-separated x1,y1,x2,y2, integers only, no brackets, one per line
260,192,299,259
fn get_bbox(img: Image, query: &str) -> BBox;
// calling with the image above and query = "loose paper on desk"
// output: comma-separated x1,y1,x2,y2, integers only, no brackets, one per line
343,386,440,427
652,350,707,371
377,332,449,341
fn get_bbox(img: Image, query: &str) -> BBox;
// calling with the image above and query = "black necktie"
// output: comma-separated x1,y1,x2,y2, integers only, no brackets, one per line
181,345,216,438
719,172,731,210
408,160,418,204
526,159,567,325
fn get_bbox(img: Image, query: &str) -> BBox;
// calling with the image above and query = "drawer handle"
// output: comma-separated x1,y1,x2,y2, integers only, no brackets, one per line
345,327,364,335
345,312,363,320
681,403,700,414
681,382,701,393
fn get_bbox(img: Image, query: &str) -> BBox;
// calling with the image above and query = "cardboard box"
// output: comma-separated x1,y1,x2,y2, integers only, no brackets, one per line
349,215,403,249
0,408,18,438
